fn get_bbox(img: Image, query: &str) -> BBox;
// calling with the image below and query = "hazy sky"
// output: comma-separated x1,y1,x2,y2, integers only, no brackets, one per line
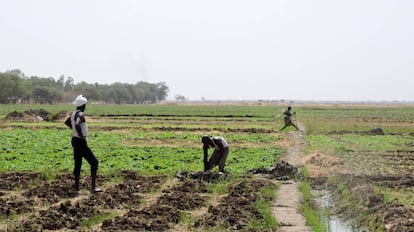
1,0,413,101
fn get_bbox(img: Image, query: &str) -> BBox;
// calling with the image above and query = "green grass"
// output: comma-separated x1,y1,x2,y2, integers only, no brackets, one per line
300,168,327,232
376,186,414,206
179,211,196,229
246,183,279,231
253,198,278,230
208,180,228,195
82,212,116,228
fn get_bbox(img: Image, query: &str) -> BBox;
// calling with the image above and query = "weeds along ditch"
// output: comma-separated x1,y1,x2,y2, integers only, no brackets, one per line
0,104,284,231
300,105,414,232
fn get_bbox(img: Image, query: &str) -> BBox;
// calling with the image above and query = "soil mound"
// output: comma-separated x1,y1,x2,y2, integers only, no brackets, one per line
4,109,68,122
52,110,69,120
373,202,414,232
328,127,385,135
102,179,206,231
195,179,274,230
5,109,50,121
367,127,385,135
14,200,104,231
0,172,45,191
102,205,181,231
0,196,34,217
175,170,228,182
249,160,299,180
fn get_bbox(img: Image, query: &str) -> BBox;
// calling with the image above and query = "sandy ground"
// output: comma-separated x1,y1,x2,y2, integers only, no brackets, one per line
273,126,311,232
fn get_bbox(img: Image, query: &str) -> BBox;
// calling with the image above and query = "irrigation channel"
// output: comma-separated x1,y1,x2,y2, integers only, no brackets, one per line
281,128,357,232
313,190,358,232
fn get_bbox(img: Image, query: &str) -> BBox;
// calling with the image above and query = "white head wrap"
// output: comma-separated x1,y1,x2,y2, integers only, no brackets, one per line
73,95,87,107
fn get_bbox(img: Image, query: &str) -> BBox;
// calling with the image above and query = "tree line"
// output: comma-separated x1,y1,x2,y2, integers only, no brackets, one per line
0,70,169,104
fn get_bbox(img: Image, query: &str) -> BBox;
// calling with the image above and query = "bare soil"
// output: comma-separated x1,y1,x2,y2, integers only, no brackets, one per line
0,170,279,231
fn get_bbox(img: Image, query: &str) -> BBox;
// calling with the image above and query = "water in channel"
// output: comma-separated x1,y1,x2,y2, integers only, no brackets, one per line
314,189,360,232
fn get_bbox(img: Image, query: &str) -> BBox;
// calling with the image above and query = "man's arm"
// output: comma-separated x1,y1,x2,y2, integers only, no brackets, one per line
64,116,72,129
203,145,209,171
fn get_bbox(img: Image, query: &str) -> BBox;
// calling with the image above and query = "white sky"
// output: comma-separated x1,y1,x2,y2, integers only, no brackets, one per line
0,0,413,101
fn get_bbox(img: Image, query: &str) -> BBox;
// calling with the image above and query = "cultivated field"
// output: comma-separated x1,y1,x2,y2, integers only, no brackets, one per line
0,104,283,232
300,105,414,231
0,103,413,231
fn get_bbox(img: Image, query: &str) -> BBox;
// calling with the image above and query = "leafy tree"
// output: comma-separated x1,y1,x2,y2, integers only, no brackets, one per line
175,95,186,102
0,71,29,103
0,70,170,104
156,82,169,102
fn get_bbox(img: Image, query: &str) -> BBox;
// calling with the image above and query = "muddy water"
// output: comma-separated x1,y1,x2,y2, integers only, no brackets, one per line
313,190,359,232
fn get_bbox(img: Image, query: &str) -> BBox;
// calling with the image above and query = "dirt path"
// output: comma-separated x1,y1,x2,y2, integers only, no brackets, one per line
273,127,311,232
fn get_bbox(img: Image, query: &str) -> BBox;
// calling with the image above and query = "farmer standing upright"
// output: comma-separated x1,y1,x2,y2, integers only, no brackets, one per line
202,135,229,173
280,106,299,131
65,95,102,193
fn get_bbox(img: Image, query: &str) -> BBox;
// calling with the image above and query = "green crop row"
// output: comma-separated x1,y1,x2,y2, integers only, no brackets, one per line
0,128,281,174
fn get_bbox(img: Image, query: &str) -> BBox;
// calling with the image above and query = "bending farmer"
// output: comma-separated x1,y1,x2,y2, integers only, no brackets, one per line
65,95,102,193
202,135,229,173
280,106,299,131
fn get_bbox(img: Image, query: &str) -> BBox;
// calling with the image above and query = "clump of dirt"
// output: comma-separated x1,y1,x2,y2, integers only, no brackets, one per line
195,179,273,230
157,191,206,210
14,200,104,231
373,202,414,232
52,110,69,120
302,153,352,177
82,185,142,210
101,178,208,231
365,174,414,190
0,172,44,191
116,170,167,193
163,178,210,194
80,173,165,210
396,174,414,188
23,176,80,204
158,179,209,210
328,127,385,135
175,170,228,182
0,196,35,217
102,205,181,231
5,109,51,121
367,128,385,135
4,109,68,122
248,160,299,180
